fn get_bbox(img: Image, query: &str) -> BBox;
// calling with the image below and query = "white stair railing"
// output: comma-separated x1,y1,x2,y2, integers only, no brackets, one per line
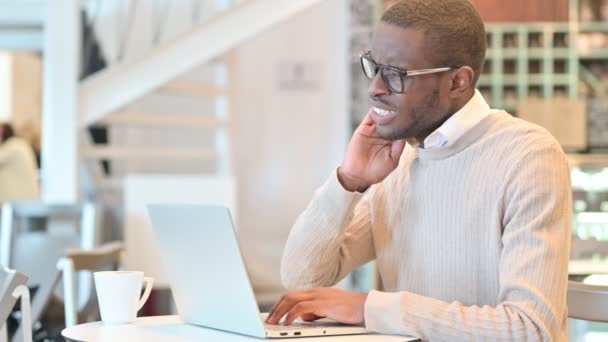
6,0,325,202
79,0,324,127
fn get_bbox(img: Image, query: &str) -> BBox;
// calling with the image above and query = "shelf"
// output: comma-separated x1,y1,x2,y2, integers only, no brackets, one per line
568,153,608,168
535,48,571,58
486,48,572,59
531,74,572,84
579,49,608,60
478,74,571,86
478,75,491,85
569,258,608,276
492,49,520,59
580,22,608,33
485,23,570,33
480,18,608,110
502,103,517,112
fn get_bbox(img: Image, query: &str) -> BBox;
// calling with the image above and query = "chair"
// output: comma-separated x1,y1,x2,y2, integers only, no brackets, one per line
567,280,608,322
0,201,100,269
10,242,123,339
124,175,235,289
56,242,124,327
0,268,30,342
0,201,101,320
0,202,107,339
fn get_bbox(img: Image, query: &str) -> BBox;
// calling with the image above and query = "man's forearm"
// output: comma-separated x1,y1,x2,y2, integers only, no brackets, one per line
364,290,563,341
281,169,373,289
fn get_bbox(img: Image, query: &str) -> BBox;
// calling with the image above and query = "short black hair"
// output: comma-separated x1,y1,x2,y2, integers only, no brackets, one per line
381,0,486,86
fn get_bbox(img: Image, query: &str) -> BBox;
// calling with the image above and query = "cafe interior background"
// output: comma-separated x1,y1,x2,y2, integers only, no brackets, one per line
0,0,608,340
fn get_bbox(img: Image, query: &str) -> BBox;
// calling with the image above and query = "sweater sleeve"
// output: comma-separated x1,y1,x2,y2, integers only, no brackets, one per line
281,168,376,290
364,144,571,341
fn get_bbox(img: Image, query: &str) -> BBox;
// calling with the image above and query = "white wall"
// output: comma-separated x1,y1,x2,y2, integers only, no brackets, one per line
0,53,11,122
9,52,42,131
91,0,350,301
234,0,349,300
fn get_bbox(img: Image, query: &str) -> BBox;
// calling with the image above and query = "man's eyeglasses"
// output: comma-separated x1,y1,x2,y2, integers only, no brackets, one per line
360,51,459,94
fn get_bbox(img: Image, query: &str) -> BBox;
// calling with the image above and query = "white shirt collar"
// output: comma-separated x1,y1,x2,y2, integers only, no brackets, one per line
422,89,491,150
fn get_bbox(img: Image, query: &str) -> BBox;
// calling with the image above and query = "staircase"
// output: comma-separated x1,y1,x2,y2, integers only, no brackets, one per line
0,0,350,311
0,0,325,202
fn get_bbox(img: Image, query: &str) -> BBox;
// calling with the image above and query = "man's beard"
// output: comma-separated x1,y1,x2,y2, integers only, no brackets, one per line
377,91,443,141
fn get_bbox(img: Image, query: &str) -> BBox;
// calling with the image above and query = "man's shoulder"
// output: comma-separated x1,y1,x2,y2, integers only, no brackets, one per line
464,111,568,177
483,110,563,152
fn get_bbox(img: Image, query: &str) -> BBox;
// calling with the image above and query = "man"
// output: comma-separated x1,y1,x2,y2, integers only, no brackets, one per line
265,0,571,340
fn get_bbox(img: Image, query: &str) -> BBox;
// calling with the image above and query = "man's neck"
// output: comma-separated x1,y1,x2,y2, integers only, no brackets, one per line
413,89,476,146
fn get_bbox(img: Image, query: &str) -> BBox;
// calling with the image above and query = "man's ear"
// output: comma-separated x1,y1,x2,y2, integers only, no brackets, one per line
449,66,475,97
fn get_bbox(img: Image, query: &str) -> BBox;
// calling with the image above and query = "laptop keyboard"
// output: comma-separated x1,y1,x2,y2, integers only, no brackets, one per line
265,322,316,331
264,320,357,331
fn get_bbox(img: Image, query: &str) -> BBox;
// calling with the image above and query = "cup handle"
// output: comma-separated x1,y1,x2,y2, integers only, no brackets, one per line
136,277,154,311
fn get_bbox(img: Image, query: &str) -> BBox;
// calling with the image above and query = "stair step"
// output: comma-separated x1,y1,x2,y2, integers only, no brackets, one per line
159,81,229,96
80,0,325,126
100,113,228,128
82,146,215,160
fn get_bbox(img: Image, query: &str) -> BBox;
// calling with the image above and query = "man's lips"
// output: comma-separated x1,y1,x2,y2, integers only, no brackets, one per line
372,106,396,117
371,106,398,125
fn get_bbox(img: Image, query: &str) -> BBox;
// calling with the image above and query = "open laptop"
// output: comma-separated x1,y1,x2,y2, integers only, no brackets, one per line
147,204,372,339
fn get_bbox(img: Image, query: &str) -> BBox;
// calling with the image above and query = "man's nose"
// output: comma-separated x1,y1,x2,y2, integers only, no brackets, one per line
368,71,390,99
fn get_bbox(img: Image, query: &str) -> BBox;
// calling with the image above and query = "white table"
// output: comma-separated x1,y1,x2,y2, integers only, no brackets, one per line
62,316,419,342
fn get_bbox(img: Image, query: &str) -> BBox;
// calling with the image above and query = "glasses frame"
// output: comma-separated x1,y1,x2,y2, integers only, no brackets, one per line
360,50,460,94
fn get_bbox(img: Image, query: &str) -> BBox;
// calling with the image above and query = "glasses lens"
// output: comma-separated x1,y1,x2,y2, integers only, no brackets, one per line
360,56,375,79
383,67,403,93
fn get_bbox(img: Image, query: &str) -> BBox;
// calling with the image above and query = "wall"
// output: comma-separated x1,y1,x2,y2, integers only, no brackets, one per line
383,0,570,22
90,0,350,300
469,0,569,22
0,53,11,122
10,52,42,133
0,52,41,132
233,0,349,300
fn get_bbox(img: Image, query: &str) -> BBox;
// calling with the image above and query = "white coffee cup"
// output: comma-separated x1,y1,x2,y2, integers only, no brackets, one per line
94,271,153,324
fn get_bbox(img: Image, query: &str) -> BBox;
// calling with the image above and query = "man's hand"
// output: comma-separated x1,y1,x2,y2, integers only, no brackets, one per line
265,288,368,326
339,109,406,192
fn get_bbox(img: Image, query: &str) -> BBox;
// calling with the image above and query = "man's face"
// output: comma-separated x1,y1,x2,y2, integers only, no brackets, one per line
368,22,454,142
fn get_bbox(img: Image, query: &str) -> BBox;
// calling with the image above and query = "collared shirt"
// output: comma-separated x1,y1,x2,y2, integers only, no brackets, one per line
422,89,491,150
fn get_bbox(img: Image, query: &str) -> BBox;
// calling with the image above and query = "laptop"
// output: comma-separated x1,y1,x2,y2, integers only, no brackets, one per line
147,203,371,338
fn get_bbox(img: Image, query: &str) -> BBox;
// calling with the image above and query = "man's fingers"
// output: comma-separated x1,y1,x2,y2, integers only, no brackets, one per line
284,301,322,326
265,295,286,323
266,294,287,322
360,109,375,126
266,291,314,324
353,109,378,137
390,139,406,163
301,313,322,322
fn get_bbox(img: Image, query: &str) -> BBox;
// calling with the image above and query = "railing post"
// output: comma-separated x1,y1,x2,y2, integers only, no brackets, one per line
42,0,80,203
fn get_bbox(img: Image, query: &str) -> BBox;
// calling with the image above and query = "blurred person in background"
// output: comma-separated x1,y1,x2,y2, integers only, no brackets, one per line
19,121,41,168
0,122,39,202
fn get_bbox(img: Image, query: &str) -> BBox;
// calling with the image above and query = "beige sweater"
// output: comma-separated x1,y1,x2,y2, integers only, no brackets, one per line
281,111,571,341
